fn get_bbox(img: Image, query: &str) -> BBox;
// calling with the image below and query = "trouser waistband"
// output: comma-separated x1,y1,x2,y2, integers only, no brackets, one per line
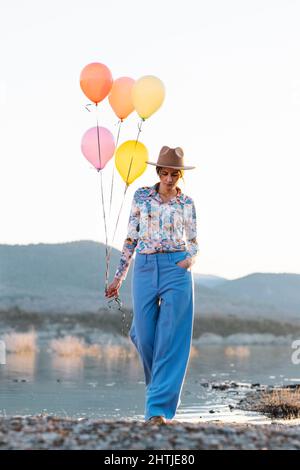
135,251,187,263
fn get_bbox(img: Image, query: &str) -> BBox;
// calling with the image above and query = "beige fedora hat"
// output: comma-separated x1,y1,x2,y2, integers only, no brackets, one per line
146,146,196,170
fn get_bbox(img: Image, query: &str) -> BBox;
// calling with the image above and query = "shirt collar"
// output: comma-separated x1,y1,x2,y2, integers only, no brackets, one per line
149,182,182,203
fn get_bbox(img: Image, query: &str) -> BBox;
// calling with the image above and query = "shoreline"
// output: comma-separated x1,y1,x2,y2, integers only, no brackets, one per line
1,308,300,340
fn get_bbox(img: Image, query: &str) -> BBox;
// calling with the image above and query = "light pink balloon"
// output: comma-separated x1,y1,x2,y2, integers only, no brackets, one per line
81,126,115,170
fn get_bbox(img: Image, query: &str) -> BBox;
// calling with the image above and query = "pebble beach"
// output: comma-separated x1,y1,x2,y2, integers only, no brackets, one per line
1,413,300,450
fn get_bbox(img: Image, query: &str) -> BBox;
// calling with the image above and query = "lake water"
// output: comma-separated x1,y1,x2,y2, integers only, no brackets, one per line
1,341,300,423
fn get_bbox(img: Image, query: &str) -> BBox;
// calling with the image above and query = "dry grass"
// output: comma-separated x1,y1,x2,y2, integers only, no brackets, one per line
2,330,38,353
50,336,100,357
50,336,136,359
256,388,300,419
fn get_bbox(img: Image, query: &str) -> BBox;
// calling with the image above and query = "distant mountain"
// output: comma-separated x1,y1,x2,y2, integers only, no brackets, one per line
0,240,133,313
0,241,299,323
193,273,227,288
215,273,300,317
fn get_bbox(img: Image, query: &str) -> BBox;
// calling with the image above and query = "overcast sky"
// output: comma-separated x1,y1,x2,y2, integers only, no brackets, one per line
0,0,299,279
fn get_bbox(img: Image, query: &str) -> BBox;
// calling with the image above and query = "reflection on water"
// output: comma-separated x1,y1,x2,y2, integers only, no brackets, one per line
1,340,300,423
190,345,200,359
224,346,250,357
51,355,84,379
6,352,37,379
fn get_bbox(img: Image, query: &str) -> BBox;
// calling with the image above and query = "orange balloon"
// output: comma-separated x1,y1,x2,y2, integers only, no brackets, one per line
108,77,135,120
80,62,113,104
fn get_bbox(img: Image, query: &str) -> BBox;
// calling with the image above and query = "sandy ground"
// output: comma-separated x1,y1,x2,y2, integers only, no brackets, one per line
1,415,300,450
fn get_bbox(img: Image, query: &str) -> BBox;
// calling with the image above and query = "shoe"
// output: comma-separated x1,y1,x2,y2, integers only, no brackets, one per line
146,415,167,425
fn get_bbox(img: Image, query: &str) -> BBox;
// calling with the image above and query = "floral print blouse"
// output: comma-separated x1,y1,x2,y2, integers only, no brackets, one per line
114,182,199,281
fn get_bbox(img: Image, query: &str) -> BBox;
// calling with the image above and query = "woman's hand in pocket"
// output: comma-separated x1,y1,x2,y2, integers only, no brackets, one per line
176,258,192,270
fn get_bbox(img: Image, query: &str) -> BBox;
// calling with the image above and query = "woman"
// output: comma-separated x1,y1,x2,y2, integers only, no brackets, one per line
105,145,199,425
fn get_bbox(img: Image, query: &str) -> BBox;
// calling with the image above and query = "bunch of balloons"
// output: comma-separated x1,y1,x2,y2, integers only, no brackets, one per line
79,61,165,299
80,62,165,185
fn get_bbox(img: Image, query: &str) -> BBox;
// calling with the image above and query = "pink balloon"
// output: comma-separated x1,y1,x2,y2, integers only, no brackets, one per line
81,126,115,170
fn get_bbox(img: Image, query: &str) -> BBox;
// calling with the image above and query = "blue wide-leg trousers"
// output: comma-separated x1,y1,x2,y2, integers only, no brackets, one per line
129,251,195,420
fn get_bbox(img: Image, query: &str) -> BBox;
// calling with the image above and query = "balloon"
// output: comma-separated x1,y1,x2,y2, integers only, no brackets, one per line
81,127,115,170
115,140,147,185
108,77,135,120
80,62,113,104
132,75,165,119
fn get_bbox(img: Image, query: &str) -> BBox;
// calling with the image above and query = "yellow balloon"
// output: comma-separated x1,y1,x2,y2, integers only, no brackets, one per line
132,75,165,119
115,140,148,185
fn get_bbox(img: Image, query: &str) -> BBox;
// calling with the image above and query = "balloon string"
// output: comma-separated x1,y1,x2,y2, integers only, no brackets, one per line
95,109,110,297
106,117,145,305
84,102,96,112
126,118,144,185
110,117,144,251
104,119,123,292
104,183,128,311
83,101,122,308
108,119,122,221
107,183,129,261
